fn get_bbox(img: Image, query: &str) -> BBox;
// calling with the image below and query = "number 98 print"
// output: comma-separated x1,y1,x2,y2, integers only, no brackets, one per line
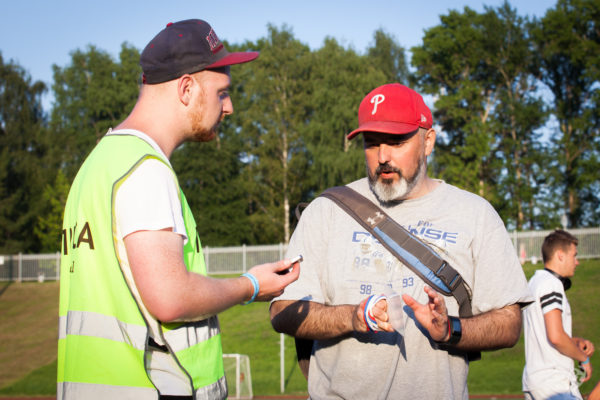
360,284,372,295
358,278,414,296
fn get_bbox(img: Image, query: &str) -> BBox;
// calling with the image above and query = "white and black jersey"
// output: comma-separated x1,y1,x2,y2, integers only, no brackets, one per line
522,269,576,391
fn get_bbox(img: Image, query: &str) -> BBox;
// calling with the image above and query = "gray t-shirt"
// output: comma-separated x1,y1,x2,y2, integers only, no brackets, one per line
276,178,532,400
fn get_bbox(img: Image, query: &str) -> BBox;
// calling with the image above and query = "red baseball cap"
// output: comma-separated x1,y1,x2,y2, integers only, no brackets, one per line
140,19,259,84
347,83,432,140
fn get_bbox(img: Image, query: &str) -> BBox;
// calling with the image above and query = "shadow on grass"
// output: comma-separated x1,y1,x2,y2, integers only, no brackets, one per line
285,355,300,389
0,282,12,299
0,360,56,396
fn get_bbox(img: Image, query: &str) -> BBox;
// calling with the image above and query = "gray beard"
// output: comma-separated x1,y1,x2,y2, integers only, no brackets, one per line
368,158,425,204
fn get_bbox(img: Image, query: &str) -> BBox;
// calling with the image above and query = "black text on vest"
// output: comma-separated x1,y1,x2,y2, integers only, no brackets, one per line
62,221,95,256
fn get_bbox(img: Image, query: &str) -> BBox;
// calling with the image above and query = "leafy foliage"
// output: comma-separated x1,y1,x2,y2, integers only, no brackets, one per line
50,43,141,181
233,26,313,244
34,170,70,252
530,0,600,227
411,1,598,230
0,53,49,253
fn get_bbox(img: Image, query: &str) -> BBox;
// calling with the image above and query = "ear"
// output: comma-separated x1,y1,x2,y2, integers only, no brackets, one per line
424,128,436,156
177,74,194,106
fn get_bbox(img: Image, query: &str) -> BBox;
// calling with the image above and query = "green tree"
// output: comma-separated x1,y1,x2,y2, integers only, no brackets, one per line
412,6,499,201
231,26,313,244
0,53,49,253
480,3,548,229
531,0,600,227
50,43,141,181
171,131,251,247
367,29,409,84
412,4,552,229
34,170,70,252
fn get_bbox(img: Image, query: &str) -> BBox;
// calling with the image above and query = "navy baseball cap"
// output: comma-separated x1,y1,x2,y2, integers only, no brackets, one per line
140,19,259,84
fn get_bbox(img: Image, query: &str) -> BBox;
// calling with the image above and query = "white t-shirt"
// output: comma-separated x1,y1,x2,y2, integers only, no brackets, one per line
110,128,187,242
275,178,532,400
522,269,578,393
108,129,192,395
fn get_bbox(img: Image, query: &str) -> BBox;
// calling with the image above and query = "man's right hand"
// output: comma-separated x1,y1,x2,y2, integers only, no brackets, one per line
576,337,595,357
246,258,301,302
352,296,393,333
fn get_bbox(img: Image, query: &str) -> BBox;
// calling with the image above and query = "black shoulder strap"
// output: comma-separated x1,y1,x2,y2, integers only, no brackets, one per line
320,186,473,318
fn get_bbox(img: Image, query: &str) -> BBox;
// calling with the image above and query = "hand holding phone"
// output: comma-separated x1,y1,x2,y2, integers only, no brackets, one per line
278,254,303,275
290,254,303,264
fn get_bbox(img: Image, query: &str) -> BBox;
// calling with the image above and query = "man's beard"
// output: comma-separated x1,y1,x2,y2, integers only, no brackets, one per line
187,81,219,143
188,107,220,143
368,155,426,204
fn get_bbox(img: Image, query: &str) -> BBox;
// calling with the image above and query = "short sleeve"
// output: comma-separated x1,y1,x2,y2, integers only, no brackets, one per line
115,159,188,243
536,277,564,314
274,197,333,304
470,201,532,313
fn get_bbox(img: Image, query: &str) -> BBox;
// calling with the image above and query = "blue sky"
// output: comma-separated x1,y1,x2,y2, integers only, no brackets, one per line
1,0,556,108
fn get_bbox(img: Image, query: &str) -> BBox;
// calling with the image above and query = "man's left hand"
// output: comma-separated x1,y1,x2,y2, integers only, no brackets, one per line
402,286,449,342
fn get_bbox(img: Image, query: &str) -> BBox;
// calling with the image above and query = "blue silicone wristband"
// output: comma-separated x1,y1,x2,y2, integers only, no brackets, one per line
581,357,590,365
241,273,259,305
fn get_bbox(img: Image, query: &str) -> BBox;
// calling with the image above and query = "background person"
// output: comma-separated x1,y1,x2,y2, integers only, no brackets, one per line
522,229,594,400
58,19,300,400
270,83,532,399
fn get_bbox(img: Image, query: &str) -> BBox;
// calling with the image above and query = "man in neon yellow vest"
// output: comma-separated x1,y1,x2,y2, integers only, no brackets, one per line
58,19,300,400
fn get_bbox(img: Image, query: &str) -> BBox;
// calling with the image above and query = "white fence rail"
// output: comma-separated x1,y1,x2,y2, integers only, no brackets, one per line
0,253,61,282
510,227,600,264
2,227,599,282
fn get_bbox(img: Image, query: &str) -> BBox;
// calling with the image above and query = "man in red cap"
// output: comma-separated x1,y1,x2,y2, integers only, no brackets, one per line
271,83,531,399
58,19,299,399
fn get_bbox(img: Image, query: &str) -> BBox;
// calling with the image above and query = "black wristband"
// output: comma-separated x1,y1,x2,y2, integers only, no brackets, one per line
437,316,462,346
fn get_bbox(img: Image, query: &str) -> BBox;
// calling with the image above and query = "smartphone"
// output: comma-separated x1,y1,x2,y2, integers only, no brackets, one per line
278,254,303,275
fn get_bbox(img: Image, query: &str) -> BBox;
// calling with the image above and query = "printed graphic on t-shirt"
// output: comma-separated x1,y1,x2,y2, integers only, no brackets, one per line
344,229,424,303
406,220,459,248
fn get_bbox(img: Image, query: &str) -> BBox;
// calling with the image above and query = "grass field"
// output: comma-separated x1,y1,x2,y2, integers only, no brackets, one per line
1,260,599,397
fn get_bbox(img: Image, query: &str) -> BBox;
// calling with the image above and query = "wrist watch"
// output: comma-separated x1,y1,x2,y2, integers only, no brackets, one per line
436,316,462,346
446,316,462,345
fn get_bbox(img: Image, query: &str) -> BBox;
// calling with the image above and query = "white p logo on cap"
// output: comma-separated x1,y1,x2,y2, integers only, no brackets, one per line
370,94,385,115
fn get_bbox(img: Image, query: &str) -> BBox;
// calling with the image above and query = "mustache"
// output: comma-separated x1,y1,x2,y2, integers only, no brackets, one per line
376,163,402,177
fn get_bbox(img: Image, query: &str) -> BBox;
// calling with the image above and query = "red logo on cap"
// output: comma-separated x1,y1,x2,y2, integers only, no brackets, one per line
206,29,224,54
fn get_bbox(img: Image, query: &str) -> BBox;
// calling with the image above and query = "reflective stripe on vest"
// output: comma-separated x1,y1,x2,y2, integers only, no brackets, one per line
59,135,225,399
57,377,227,400
58,310,224,391
162,317,221,353
58,381,158,400
58,311,146,350
58,311,221,353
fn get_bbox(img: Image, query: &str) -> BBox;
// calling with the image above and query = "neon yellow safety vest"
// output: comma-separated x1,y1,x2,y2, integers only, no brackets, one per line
58,134,226,399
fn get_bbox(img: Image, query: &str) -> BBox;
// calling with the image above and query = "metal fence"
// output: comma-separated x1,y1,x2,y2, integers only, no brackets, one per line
0,253,61,282
510,227,600,264
2,227,599,282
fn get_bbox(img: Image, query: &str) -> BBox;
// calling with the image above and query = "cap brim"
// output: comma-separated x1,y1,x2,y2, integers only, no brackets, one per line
347,121,420,140
206,51,260,69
